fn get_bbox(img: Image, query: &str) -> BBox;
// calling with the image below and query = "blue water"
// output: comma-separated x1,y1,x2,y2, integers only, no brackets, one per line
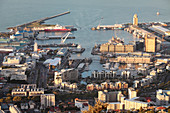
0,0,170,77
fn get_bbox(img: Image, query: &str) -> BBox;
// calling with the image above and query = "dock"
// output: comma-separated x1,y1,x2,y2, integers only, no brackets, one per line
38,43,78,48
36,36,75,40
91,24,125,30
7,11,70,30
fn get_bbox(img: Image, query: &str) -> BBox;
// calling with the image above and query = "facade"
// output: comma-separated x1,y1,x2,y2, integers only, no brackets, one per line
124,97,148,110
145,36,158,52
99,90,149,111
133,14,138,26
150,25,170,36
34,41,38,52
75,98,89,112
91,70,117,79
116,55,152,64
2,56,22,66
61,82,78,90
11,84,44,96
128,87,137,99
98,90,123,102
0,67,27,77
86,81,128,91
156,89,170,106
54,68,78,87
115,81,128,89
41,94,55,108
100,43,135,53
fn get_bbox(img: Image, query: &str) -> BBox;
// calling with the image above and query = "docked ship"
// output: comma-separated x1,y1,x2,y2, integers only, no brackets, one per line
44,24,71,32
0,47,15,53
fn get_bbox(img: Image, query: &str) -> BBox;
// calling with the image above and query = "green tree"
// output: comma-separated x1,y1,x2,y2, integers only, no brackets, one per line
139,106,143,112
6,93,11,97
27,96,31,100
31,96,40,102
123,90,128,96
5,97,11,103
0,98,4,103
53,91,58,95
13,96,22,102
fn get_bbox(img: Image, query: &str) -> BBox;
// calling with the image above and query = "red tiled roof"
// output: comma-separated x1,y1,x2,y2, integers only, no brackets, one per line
156,107,166,110
83,103,88,106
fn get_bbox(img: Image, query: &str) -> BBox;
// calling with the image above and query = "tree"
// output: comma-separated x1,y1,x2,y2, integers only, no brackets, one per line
123,91,128,96
83,100,108,113
6,93,11,97
127,110,131,113
53,91,58,95
31,96,40,102
5,97,11,103
27,96,31,100
13,96,22,102
0,98,4,103
139,107,143,112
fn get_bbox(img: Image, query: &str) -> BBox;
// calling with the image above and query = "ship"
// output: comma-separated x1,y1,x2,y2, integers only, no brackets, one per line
44,24,71,32
0,47,15,53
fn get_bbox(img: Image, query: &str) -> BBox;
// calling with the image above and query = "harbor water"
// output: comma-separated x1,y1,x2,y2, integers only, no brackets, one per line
0,0,170,78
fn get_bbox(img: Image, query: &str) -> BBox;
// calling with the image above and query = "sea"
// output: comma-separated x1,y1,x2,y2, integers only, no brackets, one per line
0,0,170,79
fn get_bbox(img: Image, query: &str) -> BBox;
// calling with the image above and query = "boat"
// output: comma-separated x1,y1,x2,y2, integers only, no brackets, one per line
44,24,71,32
0,47,15,53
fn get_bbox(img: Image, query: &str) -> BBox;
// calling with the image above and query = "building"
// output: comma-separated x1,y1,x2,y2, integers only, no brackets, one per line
100,43,135,53
115,81,128,90
149,25,170,36
115,55,153,64
11,84,44,96
124,97,148,110
34,40,38,52
9,105,21,113
133,14,138,26
54,68,78,87
156,89,170,106
91,70,117,79
75,98,89,112
2,55,22,66
128,87,137,99
145,36,158,52
0,67,27,77
41,94,55,108
10,74,27,81
61,82,78,90
98,90,149,111
98,90,123,102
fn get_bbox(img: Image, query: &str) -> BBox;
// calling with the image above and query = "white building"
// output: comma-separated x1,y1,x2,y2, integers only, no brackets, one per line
98,89,149,111
34,41,38,52
2,56,22,66
75,98,89,112
156,89,170,106
12,84,44,97
9,105,21,113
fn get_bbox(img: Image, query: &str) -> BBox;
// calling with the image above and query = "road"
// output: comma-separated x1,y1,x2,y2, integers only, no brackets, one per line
27,62,48,88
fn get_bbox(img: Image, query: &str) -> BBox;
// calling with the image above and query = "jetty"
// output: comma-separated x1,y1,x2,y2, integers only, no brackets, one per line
91,24,125,30
7,11,70,30
36,36,75,40
38,43,78,48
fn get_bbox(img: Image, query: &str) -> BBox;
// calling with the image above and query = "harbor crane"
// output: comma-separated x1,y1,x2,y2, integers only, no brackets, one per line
61,32,72,44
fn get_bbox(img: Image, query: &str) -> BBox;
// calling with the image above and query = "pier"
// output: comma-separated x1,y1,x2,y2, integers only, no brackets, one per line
36,36,75,40
91,24,125,30
38,43,78,48
7,11,70,30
